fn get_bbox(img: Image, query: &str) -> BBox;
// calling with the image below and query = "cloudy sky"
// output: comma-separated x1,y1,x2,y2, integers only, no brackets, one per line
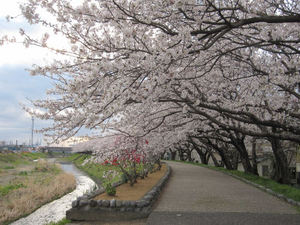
0,1,72,145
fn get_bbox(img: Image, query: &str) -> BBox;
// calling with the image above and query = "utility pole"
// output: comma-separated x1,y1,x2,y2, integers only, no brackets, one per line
31,116,34,148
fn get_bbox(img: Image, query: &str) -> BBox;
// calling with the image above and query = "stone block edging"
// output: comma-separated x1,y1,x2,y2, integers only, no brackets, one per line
217,170,300,208
66,163,172,222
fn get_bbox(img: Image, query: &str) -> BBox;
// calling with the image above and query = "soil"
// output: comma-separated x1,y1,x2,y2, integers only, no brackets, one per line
94,164,167,201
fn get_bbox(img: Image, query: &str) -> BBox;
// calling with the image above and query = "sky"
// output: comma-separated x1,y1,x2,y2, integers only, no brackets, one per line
0,0,80,145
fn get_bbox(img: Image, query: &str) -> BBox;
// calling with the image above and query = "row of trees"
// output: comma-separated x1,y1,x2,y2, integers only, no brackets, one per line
7,0,300,184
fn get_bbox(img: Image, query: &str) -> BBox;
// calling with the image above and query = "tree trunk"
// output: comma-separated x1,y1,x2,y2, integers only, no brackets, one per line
208,142,233,169
186,150,193,162
190,139,208,164
269,138,290,184
156,159,162,170
251,138,259,175
231,137,255,174
209,151,220,167
170,150,176,160
178,149,185,161
206,152,211,164
231,151,239,170
196,149,208,164
198,138,233,170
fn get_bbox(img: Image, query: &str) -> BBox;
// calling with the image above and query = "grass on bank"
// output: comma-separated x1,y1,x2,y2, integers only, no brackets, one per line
174,160,300,203
46,218,71,225
0,183,26,197
65,153,122,184
0,152,48,169
0,155,76,225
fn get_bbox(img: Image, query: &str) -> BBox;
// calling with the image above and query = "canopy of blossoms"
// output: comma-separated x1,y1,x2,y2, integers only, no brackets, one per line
2,0,299,184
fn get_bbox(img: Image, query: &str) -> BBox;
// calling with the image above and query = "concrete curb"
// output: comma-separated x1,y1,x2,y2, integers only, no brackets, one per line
66,163,172,222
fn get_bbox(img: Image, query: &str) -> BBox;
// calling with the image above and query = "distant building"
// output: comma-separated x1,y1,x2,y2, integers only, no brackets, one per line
48,136,91,147
37,136,91,155
38,146,73,154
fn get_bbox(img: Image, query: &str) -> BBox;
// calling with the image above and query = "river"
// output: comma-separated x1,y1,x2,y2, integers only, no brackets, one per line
11,159,97,225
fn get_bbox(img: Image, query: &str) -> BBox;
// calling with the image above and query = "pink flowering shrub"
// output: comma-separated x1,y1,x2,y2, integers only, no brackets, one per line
74,135,162,186
104,149,147,186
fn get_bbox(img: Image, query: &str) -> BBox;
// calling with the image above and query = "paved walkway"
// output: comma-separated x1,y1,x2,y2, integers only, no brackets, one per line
147,161,300,225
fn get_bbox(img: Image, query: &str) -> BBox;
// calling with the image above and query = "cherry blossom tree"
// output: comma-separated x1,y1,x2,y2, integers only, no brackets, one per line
4,0,300,184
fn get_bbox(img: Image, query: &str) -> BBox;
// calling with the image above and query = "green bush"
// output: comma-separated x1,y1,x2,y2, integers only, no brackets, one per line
3,166,15,169
121,173,128,183
18,171,28,176
105,183,116,196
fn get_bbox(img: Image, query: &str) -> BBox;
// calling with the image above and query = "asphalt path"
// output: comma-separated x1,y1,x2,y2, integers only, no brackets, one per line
147,161,300,225
147,212,300,225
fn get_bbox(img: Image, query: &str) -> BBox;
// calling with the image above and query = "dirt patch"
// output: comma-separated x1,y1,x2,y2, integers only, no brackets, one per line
94,164,167,201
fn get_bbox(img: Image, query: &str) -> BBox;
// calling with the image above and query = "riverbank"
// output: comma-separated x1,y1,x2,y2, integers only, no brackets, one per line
0,153,76,224
62,153,119,187
0,152,97,225
11,162,96,225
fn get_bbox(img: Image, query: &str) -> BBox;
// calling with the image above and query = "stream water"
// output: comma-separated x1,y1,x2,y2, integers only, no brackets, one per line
11,159,97,225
